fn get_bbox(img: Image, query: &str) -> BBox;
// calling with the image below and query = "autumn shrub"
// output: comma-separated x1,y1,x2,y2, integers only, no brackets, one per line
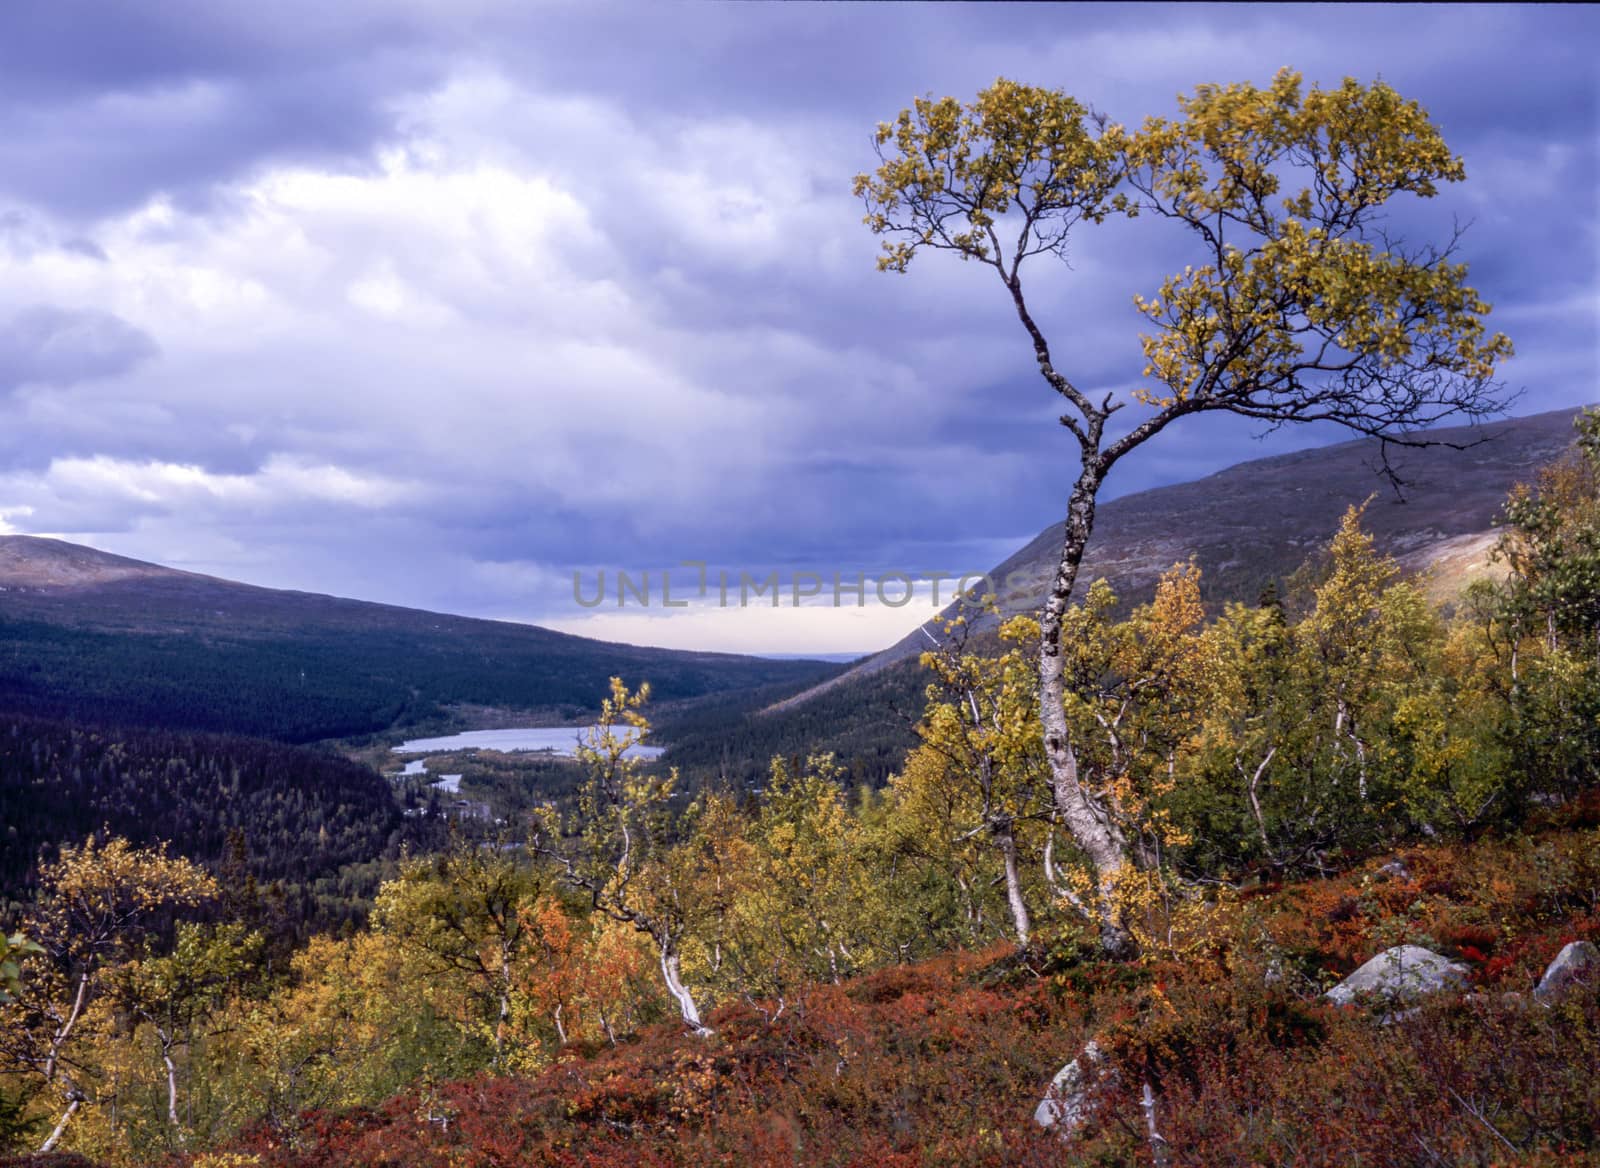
1075,986,1600,1166
191,945,1090,1167
194,935,1597,1167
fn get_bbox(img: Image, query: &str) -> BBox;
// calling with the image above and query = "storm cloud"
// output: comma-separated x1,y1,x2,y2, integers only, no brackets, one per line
0,2,1593,652
0,305,157,392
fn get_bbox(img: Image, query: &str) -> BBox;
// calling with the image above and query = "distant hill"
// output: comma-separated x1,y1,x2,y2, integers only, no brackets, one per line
2,407,1584,773
662,405,1590,792
0,537,179,589
0,538,842,743
770,405,1589,716
653,662,925,790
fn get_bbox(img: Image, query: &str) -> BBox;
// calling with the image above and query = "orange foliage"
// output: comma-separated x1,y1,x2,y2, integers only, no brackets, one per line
185,822,1600,1168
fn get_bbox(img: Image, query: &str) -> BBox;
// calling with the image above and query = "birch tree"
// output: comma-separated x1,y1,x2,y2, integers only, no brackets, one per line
896,615,1051,947
0,838,215,1152
531,678,712,1035
1477,408,1600,797
856,70,1513,955
374,839,549,1070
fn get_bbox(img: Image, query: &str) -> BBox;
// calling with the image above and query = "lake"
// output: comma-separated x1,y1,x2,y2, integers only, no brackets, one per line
392,726,665,760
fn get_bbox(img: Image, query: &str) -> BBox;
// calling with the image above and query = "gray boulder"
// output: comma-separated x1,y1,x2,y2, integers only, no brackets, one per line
1534,941,1599,1004
1034,1040,1110,1134
1324,945,1469,1007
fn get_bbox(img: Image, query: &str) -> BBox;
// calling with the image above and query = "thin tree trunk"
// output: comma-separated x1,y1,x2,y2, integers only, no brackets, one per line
953,873,980,936
163,1048,181,1131
149,1025,183,1133
1142,1079,1171,1167
1043,814,1094,920
1246,747,1277,859
42,971,91,1085
494,988,510,1066
1038,470,1138,958
495,940,513,1067
996,822,1031,947
659,944,710,1037
1043,816,1057,887
39,1094,81,1153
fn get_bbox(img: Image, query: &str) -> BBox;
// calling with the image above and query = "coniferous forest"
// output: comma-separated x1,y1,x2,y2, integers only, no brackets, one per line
0,713,444,932
0,604,841,744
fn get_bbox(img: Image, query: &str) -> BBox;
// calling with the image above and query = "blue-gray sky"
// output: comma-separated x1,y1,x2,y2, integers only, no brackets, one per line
0,2,1594,653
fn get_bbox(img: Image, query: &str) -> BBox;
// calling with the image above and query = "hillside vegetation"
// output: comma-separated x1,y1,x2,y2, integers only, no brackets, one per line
148,814,1600,1166
0,410,1595,1166
654,664,923,790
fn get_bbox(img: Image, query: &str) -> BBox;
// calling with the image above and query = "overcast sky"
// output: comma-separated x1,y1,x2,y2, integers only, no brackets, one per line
0,2,1594,654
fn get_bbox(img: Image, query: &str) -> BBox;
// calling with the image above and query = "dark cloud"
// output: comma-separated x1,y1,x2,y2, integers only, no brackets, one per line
0,0,446,217
0,2,1591,649
0,63,444,219
0,305,158,391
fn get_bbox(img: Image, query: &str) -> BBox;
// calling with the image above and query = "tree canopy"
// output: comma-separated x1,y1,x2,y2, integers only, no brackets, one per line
857,69,1514,954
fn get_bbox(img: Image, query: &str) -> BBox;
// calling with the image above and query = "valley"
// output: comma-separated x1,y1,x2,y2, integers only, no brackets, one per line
3,13,1597,1164
4,409,1597,1167
1,406,1589,880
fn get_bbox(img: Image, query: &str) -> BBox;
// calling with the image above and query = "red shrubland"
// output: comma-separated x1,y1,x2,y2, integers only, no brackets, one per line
190,821,1597,1168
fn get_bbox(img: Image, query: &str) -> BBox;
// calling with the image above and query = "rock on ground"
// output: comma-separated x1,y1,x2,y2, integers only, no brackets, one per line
1324,945,1469,1007
1534,941,1599,1004
1034,1039,1110,1134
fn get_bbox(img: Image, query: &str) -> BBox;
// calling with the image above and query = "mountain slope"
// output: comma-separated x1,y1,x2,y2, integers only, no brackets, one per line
771,405,1588,714
0,710,441,935
0,537,180,589
0,538,841,742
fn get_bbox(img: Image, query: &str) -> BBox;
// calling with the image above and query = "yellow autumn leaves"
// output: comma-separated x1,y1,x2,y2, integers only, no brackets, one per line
854,81,1124,272
856,67,1511,402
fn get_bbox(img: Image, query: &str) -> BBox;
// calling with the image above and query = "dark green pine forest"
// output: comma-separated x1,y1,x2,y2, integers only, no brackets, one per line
0,712,446,938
